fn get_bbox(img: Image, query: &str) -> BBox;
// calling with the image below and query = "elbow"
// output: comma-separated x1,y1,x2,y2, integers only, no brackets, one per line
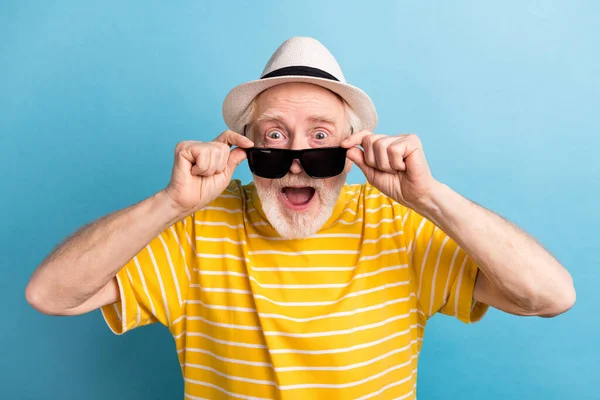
539,277,576,318
25,279,65,316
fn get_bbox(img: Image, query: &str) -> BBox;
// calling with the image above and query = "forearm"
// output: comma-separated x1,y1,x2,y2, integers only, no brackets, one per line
414,181,575,314
26,190,184,314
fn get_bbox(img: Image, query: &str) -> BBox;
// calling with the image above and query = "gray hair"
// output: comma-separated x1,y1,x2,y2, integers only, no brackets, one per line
239,93,361,139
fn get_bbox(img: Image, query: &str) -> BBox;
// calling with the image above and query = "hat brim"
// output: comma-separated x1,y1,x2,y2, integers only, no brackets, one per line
222,76,378,134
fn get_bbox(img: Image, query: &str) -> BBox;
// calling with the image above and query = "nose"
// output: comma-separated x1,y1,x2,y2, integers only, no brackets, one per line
288,135,308,175
289,159,303,174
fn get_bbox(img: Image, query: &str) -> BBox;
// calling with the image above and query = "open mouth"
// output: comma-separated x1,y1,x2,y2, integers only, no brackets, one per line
281,186,316,210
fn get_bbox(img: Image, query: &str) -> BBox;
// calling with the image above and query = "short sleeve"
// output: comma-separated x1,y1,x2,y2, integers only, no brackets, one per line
101,213,196,334
403,208,488,323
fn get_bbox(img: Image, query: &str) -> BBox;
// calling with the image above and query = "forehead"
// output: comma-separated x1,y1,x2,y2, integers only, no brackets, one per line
254,83,345,122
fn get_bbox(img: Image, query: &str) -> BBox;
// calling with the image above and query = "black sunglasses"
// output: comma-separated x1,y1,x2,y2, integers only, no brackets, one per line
245,147,348,179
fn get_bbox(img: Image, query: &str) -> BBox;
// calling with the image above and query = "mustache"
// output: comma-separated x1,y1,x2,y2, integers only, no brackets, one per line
273,173,325,191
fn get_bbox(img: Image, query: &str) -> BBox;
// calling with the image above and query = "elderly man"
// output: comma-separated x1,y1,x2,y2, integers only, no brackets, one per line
26,37,575,399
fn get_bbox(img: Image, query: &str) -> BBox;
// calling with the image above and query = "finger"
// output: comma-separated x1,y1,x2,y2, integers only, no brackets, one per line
214,143,229,174
363,134,387,169
346,147,376,182
227,147,248,172
190,149,210,176
339,129,372,148
175,141,198,165
373,136,398,173
388,139,407,171
214,130,255,148
206,147,221,176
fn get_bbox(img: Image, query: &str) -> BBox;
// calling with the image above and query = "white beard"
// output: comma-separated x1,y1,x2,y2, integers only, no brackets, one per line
254,174,345,239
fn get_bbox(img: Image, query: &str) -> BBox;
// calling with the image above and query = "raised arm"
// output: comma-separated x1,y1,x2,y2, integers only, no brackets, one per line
26,131,253,316
343,131,575,318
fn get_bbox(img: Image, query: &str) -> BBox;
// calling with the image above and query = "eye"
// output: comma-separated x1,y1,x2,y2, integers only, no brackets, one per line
267,130,284,140
313,131,328,140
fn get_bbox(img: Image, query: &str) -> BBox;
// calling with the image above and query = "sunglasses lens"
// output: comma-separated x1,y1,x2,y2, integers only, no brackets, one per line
246,148,291,179
302,147,348,178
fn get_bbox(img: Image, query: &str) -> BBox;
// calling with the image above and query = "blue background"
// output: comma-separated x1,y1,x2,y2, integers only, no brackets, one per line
1,1,598,399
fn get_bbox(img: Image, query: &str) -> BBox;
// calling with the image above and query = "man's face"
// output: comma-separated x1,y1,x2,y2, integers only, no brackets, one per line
250,82,352,239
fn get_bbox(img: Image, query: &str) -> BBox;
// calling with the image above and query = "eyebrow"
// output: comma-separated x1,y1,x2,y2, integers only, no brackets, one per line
255,111,287,125
255,112,337,126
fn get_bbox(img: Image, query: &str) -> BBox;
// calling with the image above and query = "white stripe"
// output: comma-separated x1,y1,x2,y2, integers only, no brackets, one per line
416,226,437,299
183,378,271,400
253,280,409,307
247,207,256,213
264,310,417,338
197,253,249,262
182,363,276,386
340,206,361,216
185,393,210,400
358,248,406,262
186,316,261,331
279,357,419,390
275,339,419,372
218,194,241,199
454,255,470,317
357,369,418,400
340,204,393,216
193,269,248,277
363,231,404,244
335,218,364,225
252,221,270,227
201,206,242,214
248,233,361,240
250,280,349,289
159,234,183,307
171,314,186,325
134,256,156,317
250,266,355,272
248,250,359,256
402,209,411,228
365,204,393,213
174,331,267,349
183,301,256,312
124,269,140,328
429,235,450,316
195,236,246,245
147,244,171,325
270,324,423,355
393,383,417,400
179,347,272,367
443,246,462,301
112,303,121,321
190,285,251,295
174,226,192,282
349,193,383,203
194,220,244,229
259,294,414,322
249,264,406,290
364,215,404,228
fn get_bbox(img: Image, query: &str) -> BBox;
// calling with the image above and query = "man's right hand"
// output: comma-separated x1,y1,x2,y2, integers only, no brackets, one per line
164,130,254,216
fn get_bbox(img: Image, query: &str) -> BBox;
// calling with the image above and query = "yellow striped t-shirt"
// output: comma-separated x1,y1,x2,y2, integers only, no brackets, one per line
101,180,488,399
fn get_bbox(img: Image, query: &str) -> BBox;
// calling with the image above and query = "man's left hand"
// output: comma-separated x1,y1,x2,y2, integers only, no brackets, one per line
341,131,438,209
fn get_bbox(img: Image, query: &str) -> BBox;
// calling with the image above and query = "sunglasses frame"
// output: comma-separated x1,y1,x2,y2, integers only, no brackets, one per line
244,146,348,179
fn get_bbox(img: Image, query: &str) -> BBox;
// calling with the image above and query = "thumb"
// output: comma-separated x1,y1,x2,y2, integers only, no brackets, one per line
227,147,248,172
347,147,376,181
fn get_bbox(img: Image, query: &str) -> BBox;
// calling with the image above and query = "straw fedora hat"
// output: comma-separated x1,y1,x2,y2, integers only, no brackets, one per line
222,36,378,134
